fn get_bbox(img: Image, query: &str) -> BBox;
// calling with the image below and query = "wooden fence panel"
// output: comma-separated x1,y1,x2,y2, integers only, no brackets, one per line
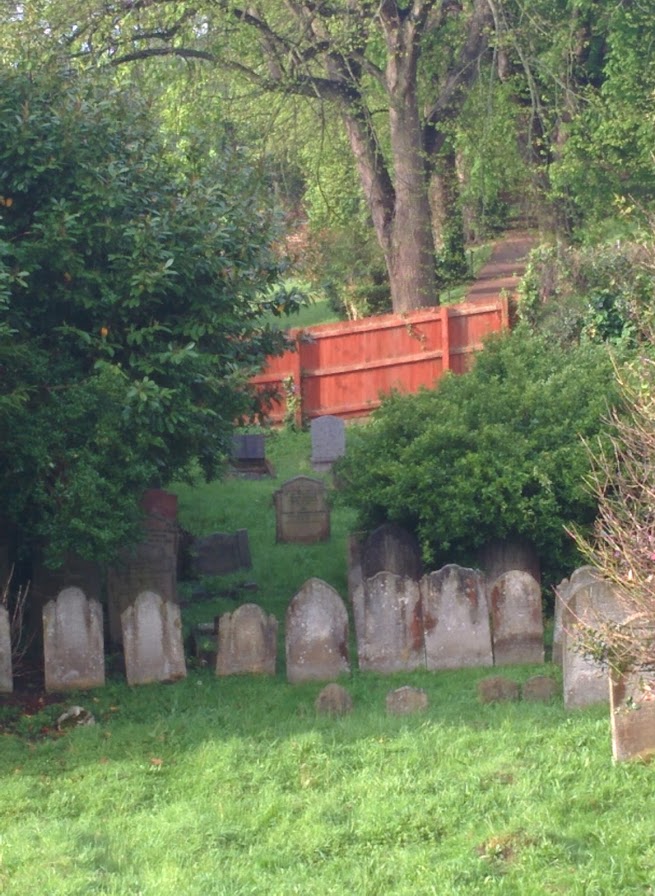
251,296,508,424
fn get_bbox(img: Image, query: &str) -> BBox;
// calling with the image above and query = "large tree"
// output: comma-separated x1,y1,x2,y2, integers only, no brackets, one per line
9,0,496,313
0,67,290,567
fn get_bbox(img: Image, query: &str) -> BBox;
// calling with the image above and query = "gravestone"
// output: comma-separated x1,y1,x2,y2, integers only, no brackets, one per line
311,415,346,471
42,587,105,692
315,683,353,716
386,686,428,715
360,523,423,581
121,590,186,686
489,570,544,665
421,565,493,670
190,530,252,577
107,493,179,644
522,675,558,702
230,434,270,477
0,604,12,693
553,567,599,665
285,578,350,683
562,577,622,710
216,603,278,676
478,676,521,704
610,669,655,762
274,477,330,544
353,572,425,672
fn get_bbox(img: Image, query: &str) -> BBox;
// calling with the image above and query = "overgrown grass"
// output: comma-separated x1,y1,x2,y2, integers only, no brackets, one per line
1,428,652,896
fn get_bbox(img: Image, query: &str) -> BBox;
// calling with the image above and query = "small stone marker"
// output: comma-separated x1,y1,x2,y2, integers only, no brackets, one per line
489,570,544,665
421,565,493,670
0,604,12,693
360,523,423,581
610,669,655,762
43,587,105,692
477,676,521,704
311,415,346,471
315,683,353,716
353,572,425,673
522,675,558,702
285,578,350,683
386,686,428,715
121,590,186,686
562,578,622,710
216,603,278,676
190,530,252,577
274,476,330,544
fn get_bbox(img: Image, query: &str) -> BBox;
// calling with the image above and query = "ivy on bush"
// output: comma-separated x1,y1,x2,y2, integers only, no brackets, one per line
336,328,620,582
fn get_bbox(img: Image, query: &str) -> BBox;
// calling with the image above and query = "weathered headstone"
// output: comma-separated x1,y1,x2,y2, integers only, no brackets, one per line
386,686,428,715
285,578,350,683
421,565,493,670
353,572,425,672
562,577,622,710
274,477,330,544
610,669,655,762
360,523,423,581
311,415,346,471
315,682,353,716
0,605,12,693
121,590,186,686
190,530,252,577
489,570,544,665
216,603,278,676
107,492,179,644
42,587,105,692
230,434,270,477
553,567,599,665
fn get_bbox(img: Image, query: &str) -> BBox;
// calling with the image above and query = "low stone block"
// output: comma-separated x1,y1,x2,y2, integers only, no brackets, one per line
522,675,558,702
386,686,428,715
478,676,520,704
315,683,353,716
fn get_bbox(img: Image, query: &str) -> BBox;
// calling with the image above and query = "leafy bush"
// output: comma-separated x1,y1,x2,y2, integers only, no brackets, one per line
336,328,619,584
517,240,655,347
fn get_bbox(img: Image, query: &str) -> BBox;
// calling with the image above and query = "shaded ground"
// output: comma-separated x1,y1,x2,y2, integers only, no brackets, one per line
465,232,537,303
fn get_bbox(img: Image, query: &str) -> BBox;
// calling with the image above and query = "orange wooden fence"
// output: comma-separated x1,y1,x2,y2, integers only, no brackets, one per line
251,295,509,424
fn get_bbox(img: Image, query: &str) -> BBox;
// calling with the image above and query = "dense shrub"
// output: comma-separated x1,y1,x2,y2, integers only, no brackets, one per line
336,328,619,584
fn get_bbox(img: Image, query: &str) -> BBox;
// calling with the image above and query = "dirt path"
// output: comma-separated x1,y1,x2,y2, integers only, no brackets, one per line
465,232,537,303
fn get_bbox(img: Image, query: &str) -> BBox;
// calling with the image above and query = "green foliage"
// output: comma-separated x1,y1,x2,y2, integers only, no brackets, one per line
336,328,619,582
517,240,655,347
0,68,288,566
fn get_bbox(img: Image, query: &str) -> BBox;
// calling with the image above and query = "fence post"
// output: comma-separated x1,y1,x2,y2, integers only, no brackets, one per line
293,331,303,429
441,304,450,375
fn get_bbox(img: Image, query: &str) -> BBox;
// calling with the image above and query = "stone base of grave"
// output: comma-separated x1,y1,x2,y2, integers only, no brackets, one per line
610,669,655,763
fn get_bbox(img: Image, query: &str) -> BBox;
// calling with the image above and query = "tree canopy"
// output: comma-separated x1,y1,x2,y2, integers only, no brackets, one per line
0,68,290,567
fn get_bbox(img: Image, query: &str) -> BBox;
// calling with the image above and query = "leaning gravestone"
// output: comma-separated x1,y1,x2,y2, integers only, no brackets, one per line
353,572,425,673
190,529,252,577
311,415,346,472
562,577,623,710
359,523,423,581
216,603,278,676
274,476,330,544
121,590,186,686
285,578,350,683
107,493,179,645
610,668,655,762
0,604,12,693
43,587,105,692
489,570,544,665
421,565,493,670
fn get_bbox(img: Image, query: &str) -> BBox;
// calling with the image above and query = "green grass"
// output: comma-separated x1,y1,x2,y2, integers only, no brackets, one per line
1,428,652,896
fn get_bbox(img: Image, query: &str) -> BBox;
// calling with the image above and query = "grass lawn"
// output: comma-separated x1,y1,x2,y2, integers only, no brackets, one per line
1,429,652,896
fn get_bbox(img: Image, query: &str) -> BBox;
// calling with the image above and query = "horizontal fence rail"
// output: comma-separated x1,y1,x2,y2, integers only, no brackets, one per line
251,296,509,424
